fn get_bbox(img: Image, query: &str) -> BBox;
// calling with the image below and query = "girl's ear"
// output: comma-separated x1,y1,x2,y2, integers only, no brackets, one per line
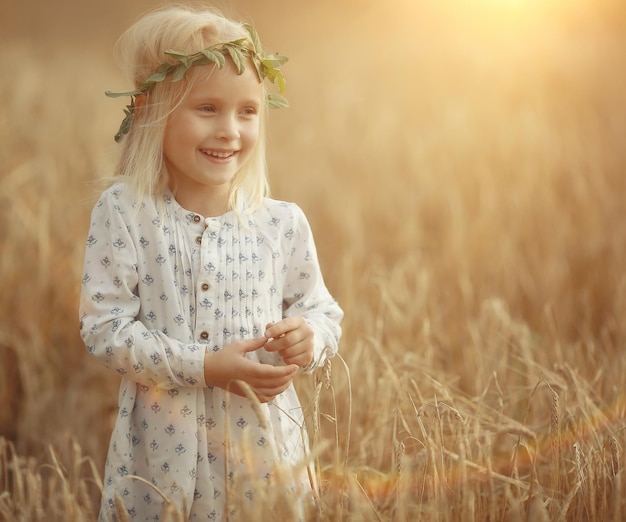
133,94,147,114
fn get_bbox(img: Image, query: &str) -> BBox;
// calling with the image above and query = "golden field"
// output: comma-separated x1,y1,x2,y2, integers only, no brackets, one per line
1,0,626,519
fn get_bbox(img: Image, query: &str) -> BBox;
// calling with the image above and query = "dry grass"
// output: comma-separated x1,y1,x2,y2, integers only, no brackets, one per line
1,0,626,520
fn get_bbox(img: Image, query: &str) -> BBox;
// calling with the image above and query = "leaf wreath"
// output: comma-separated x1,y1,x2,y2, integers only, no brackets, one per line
105,24,288,142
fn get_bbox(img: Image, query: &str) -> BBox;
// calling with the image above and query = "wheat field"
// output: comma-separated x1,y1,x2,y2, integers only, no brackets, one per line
1,0,626,520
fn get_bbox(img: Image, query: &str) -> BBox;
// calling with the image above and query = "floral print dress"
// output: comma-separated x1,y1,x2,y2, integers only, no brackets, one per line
79,183,343,521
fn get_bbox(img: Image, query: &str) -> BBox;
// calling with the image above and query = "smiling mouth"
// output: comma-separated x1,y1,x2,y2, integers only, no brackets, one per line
202,150,236,159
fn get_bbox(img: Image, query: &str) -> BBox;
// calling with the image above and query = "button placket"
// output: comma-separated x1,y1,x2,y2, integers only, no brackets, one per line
195,219,218,343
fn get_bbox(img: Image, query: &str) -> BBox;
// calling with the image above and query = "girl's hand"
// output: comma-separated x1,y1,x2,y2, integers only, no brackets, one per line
204,337,299,403
264,318,314,369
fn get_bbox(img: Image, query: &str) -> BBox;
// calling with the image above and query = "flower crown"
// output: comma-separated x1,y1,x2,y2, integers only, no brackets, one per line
106,24,288,142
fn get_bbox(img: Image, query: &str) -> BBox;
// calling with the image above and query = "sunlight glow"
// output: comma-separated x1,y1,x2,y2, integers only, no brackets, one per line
402,0,588,32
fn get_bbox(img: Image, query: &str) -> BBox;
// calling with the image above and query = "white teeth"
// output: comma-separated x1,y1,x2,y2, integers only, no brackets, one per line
205,150,234,158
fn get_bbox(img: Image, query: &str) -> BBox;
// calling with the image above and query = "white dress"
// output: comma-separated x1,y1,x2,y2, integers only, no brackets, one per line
79,183,343,521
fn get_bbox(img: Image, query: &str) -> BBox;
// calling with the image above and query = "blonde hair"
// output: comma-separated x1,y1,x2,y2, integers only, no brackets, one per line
112,4,270,213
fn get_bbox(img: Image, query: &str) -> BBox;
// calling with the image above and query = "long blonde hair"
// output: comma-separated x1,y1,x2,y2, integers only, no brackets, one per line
112,4,270,213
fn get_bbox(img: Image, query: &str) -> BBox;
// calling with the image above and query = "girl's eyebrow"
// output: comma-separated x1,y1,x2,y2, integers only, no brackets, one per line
189,95,262,107
240,98,262,107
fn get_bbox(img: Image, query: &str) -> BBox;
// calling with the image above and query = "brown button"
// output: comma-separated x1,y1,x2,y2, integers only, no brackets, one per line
195,236,202,245
200,331,209,340
193,215,201,223
201,283,210,291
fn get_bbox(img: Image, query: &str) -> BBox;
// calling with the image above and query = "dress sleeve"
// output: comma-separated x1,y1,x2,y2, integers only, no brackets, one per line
79,190,206,389
282,205,343,373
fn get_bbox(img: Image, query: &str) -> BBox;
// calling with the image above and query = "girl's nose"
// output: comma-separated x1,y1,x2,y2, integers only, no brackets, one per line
216,114,239,141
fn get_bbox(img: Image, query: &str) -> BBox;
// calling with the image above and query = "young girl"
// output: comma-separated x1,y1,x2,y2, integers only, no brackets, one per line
79,5,343,521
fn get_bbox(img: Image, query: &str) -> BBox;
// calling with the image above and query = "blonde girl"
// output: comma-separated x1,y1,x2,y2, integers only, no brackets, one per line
79,5,342,520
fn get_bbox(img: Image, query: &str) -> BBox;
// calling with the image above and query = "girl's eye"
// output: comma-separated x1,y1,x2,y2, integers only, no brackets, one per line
240,107,258,116
199,105,215,113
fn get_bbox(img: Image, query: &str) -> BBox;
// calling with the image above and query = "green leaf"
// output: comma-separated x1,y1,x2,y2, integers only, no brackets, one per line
224,45,245,74
201,49,226,69
144,71,167,84
159,49,189,69
265,53,288,66
267,93,289,109
144,67,169,85
251,56,264,83
171,63,189,82
164,49,190,59
276,72,286,93
164,50,190,68
244,24,262,53
105,89,143,98
114,108,135,142
261,61,279,83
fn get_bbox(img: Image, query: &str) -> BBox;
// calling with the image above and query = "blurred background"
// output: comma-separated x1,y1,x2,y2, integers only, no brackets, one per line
1,0,626,519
